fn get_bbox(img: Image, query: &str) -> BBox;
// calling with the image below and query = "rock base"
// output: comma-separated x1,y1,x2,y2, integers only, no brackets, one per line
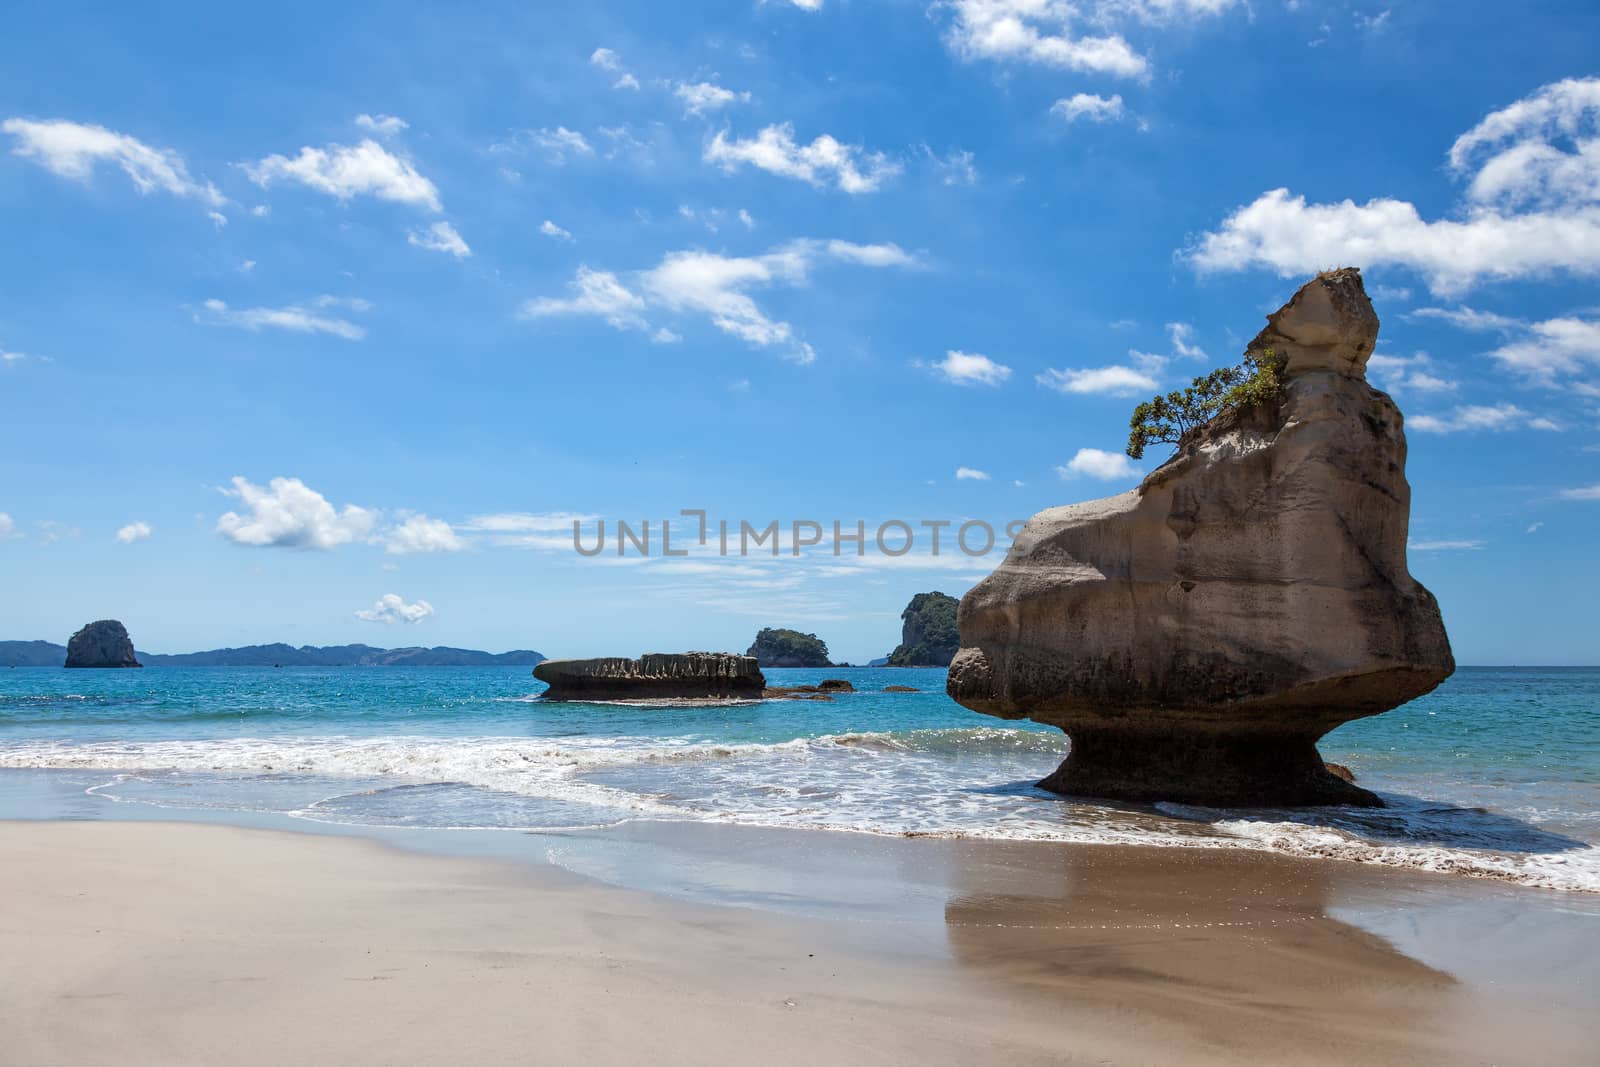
1037,727,1381,808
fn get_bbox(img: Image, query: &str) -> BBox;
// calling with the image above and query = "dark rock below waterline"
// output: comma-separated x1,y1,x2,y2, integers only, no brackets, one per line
947,270,1452,808
534,652,763,701
64,620,141,669
884,685,920,693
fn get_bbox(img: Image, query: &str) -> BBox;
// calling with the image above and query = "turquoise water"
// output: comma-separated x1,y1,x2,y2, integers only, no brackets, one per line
0,665,1596,891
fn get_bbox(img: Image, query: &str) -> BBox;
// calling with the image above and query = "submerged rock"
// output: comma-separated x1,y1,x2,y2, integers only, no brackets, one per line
64,620,142,669
947,269,1453,807
534,652,763,702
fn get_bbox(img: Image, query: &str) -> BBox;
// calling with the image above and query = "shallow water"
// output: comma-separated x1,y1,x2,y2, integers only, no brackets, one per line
0,665,1595,892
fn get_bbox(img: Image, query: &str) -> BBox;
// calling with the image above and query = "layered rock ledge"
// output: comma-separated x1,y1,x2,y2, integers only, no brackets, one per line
534,652,764,702
64,620,141,669
947,269,1454,807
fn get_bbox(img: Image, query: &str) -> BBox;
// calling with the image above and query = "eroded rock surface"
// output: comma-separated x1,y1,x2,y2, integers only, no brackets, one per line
64,620,141,669
534,652,763,702
947,269,1453,807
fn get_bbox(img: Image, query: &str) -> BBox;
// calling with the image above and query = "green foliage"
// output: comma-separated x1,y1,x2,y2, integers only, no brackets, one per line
1125,347,1286,460
747,627,832,667
886,591,960,667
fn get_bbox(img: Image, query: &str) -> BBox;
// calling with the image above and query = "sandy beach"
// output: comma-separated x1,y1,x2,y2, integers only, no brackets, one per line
2,819,1594,1066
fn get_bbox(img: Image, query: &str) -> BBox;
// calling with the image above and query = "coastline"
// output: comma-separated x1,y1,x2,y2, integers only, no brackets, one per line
2,815,1595,1065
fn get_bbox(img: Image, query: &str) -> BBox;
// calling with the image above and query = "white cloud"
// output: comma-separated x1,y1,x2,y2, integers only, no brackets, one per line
1409,306,1521,332
1366,351,1457,395
1037,364,1159,395
460,511,603,551
408,220,471,258
198,297,367,341
2,117,222,207
540,219,574,241
739,208,755,228
114,521,151,544
784,0,823,8
1,348,26,365
1527,521,1544,533
941,1,1150,78
354,114,408,137
1166,322,1205,360
705,124,901,194
589,47,622,70
1407,538,1484,550
956,467,991,480
613,73,641,91
243,139,441,211
0,513,17,540
675,80,751,116
920,145,978,186
522,267,650,331
1057,447,1142,480
1489,316,1600,382
495,126,596,163
525,240,914,362
216,476,377,550
383,514,464,555
1407,403,1558,434
1052,93,1126,124
1560,484,1600,501
1190,77,1600,294
355,593,434,624
927,350,1012,386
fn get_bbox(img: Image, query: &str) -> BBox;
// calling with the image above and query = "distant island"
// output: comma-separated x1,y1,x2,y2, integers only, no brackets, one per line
746,627,832,668
1,640,545,668
885,592,960,667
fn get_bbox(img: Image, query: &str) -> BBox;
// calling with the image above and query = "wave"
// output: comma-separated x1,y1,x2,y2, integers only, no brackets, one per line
2,730,1596,894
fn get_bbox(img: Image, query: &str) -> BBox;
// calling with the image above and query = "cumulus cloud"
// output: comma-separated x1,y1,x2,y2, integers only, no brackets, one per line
522,267,650,331
197,296,368,340
354,114,408,137
956,467,991,480
1052,93,1126,124
1189,77,1600,294
383,514,464,555
676,80,751,116
524,240,916,362
540,219,574,241
1057,447,1141,480
3,117,223,207
355,593,434,624
940,1,1149,78
589,47,623,71
1407,403,1559,434
1037,363,1159,395
243,138,441,211
705,124,901,194
1488,316,1600,383
1408,305,1521,332
927,350,1012,386
114,521,151,544
216,476,378,550
1366,351,1457,395
407,220,470,258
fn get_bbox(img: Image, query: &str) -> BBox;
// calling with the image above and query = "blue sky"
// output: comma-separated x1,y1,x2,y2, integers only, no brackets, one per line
1,1,1597,664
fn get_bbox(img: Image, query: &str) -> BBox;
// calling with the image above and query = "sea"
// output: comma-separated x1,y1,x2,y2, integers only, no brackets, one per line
0,665,1596,894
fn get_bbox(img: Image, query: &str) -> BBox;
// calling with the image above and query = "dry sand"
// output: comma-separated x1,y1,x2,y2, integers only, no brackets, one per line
0,820,1593,1065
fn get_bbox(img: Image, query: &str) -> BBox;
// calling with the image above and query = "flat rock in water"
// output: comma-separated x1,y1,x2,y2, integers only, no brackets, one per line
534,652,763,702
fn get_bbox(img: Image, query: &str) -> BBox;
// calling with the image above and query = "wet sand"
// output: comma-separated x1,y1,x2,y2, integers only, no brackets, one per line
1,819,1594,1065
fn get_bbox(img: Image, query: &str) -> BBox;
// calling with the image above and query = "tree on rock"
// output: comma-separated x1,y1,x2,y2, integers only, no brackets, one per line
886,592,960,667
747,628,832,668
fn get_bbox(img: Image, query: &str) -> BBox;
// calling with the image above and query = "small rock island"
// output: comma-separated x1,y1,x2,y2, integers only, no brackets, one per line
885,591,959,667
948,269,1454,807
64,619,142,669
534,652,764,702
746,628,833,668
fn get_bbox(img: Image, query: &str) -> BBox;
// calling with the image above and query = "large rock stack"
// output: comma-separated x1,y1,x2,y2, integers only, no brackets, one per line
947,269,1453,807
64,620,142,668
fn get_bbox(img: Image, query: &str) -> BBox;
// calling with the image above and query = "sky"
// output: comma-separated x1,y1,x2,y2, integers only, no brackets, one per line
1,0,1597,665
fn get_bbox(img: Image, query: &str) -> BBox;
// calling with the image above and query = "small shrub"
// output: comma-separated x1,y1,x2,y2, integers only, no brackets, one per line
1125,347,1285,460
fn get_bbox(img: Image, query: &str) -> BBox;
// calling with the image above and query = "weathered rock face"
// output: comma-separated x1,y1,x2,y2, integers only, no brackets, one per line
64,620,142,669
947,269,1454,807
534,652,764,701
886,591,960,667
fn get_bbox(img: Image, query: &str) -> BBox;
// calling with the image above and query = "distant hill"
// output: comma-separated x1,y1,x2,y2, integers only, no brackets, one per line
1,641,544,667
